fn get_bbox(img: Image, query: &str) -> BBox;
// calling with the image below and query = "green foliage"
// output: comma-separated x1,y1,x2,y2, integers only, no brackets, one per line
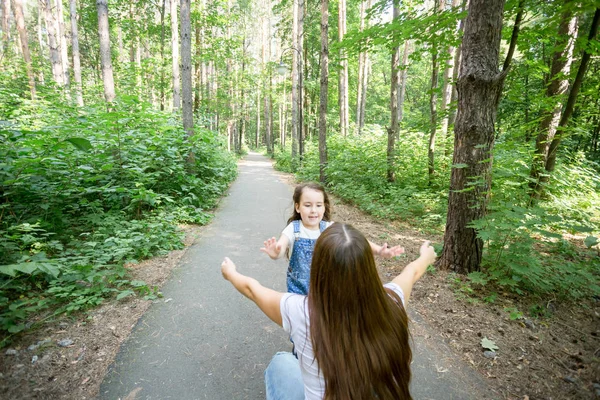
0,95,236,339
504,307,524,321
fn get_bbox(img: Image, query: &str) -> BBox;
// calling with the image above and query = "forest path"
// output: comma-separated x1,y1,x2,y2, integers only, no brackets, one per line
98,152,494,400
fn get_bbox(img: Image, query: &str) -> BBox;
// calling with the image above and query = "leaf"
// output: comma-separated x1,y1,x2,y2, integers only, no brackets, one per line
65,138,92,152
584,236,598,248
481,337,499,352
116,290,134,301
452,163,468,169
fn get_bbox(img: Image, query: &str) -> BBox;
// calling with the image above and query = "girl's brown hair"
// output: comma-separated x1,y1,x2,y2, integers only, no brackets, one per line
308,223,412,400
286,182,331,225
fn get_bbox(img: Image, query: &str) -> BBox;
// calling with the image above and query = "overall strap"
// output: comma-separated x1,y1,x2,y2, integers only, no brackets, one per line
319,220,328,232
293,220,301,241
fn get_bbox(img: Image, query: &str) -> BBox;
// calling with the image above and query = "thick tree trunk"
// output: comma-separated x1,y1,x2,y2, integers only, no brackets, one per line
43,0,64,86
338,0,348,137
96,0,115,103
12,0,35,99
437,0,507,274
318,0,328,184
171,0,180,110
545,8,600,174
69,0,83,106
529,5,578,198
55,0,69,87
180,0,193,140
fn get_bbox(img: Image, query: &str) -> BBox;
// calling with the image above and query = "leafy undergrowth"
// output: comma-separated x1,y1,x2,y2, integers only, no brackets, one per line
0,95,237,344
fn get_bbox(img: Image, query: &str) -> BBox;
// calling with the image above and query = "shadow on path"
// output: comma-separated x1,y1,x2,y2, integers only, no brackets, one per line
99,152,495,400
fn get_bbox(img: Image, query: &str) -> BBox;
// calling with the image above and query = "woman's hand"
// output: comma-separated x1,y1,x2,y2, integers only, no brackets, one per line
378,243,405,259
221,257,237,280
260,237,282,259
418,241,436,264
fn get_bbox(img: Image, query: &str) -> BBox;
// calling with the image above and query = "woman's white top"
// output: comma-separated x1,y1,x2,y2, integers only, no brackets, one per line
280,282,406,400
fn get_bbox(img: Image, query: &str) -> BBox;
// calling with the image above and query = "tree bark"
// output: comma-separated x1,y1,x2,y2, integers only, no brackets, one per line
447,0,467,136
529,4,578,198
356,0,371,135
338,0,348,137
1,0,9,52
42,0,64,86
69,0,83,106
96,0,115,103
160,0,166,110
440,0,461,138
397,40,410,134
55,0,70,87
545,8,600,174
291,0,299,168
12,0,35,99
387,2,399,183
437,0,507,274
318,0,328,184
298,0,305,161
171,0,180,110
194,1,202,113
180,0,193,141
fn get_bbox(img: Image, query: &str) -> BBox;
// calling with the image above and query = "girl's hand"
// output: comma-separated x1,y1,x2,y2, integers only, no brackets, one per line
221,257,237,280
419,241,436,264
260,237,282,259
379,243,405,259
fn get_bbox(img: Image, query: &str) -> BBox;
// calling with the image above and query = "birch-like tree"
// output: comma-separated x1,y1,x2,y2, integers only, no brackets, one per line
12,0,35,99
69,0,83,105
171,0,180,110
96,0,115,103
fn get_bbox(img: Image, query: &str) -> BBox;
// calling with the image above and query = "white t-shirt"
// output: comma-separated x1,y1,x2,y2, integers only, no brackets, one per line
280,282,406,400
281,221,334,256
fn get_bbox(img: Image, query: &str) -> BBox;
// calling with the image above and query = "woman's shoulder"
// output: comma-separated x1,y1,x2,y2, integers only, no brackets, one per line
383,282,406,306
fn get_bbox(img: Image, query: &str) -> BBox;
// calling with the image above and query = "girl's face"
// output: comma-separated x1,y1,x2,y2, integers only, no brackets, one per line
295,188,325,230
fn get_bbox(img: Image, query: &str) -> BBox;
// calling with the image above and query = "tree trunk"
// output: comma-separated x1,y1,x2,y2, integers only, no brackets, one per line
291,0,299,168
338,0,348,137
428,0,444,185
387,2,399,183
194,1,202,113
529,4,578,198
171,0,180,110
440,0,461,138
397,40,410,134
447,0,467,134
160,0,166,110
12,0,35,99
180,0,193,141
298,0,305,162
37,4,45,84
69,0,83,106
1,0,9,52
318,0,328,184
42,0,64,86
437,0,507,274
96,0,115,103
55,0,70,87
545,8,600,174
356,0,371,135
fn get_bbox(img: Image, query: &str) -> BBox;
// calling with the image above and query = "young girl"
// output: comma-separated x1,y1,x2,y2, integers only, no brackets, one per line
222,223,437,399
261,182,404,295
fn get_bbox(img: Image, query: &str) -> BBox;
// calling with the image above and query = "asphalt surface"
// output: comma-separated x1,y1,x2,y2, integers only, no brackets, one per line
99,152,495,400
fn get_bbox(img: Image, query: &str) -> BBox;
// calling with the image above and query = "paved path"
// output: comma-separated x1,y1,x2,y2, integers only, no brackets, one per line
99,152,495,400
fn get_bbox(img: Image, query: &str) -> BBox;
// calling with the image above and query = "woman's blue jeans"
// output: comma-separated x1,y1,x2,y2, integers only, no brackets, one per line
264,352,305,400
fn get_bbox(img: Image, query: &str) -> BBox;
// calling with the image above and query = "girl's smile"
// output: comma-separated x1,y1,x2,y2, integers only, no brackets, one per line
295,188,325,230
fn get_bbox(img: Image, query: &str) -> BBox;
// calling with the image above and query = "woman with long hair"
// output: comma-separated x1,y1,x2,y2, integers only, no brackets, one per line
221,223,436,400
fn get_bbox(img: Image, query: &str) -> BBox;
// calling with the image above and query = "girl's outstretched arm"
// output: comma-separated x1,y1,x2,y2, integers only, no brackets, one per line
221,257,284,326
391,241,436,304
260,235,290,260
369,240,405,259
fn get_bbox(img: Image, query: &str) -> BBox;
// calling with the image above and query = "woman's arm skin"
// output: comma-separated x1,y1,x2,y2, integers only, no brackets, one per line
260,235,290,260
221,257,284,326
369,240,405,259
392,241,436,304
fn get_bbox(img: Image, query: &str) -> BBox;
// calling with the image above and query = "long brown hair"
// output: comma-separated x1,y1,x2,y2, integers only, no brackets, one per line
308,223,412,400
286,182,331,225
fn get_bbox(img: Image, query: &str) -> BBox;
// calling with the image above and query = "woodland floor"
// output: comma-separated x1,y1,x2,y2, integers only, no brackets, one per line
0,169,599,400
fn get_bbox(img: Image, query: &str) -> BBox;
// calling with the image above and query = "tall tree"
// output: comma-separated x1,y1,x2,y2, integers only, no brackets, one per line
55,0,70,87
529,4,578,199
338,0,348,137
355,0,371,135
440,0,461,137
180,0,193,139
427,0,444,185
2,0,10,53
319,0,328,183
171,0,180,110
387,1,400,183
437,0,508,274
12,0,35,99
297,0,305,160
96,0,115,103
42,0,64,86
545,8,600,175
69,0,83,106
291,0,300,168
397,40,410,134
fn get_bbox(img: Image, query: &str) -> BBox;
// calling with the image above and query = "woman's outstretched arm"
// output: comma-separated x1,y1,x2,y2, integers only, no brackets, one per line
392,241,436,304
221,257,284,326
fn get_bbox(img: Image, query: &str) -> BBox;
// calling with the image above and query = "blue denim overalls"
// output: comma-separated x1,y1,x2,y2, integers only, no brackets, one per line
287,220,328,295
